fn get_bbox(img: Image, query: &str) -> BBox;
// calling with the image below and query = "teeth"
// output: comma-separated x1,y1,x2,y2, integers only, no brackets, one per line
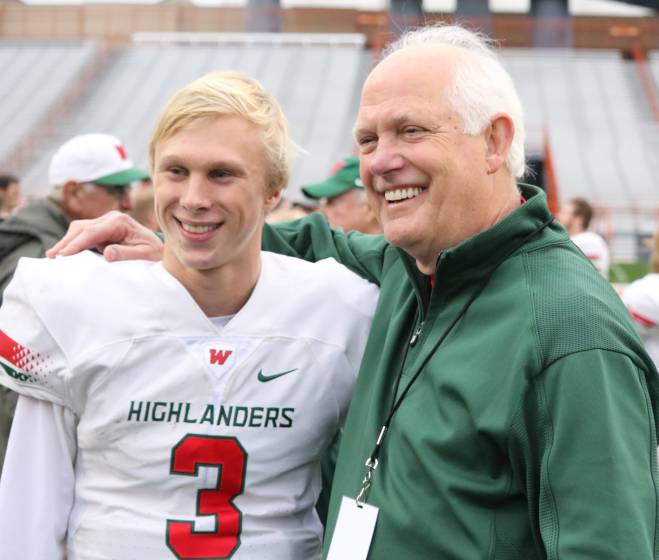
181,222,218,234
384,187,422,202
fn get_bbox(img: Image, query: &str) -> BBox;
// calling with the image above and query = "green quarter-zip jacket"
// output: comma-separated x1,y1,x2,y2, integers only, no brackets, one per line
263,185,659,559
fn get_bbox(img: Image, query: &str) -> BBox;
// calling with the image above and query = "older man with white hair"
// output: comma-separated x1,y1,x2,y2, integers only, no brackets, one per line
0,133,145,298
47,23,659,559
0,133,147,477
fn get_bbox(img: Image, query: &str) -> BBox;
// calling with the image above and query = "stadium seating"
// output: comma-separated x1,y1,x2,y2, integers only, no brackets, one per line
649,50,659,97
3,38,659,260
501,48,659,260
14,34,370,205
0,41,97,170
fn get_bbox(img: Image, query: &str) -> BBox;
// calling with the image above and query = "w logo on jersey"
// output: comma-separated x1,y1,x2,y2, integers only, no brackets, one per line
209,349,232,366
0,329,44,384
202,343,236,379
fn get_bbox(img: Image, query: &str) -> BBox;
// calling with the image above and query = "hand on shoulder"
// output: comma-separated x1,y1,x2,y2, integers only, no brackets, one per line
47,211,164,262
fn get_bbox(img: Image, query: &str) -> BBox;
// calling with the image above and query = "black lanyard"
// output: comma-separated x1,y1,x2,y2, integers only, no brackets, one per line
355,215,554,505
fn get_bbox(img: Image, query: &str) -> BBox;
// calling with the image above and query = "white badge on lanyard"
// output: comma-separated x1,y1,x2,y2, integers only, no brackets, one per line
327,448,382,560
326,496,379,560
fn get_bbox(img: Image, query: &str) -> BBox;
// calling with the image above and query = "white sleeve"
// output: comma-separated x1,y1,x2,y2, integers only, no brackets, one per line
318,259,379,424
317,258,379,371
0,395,76,560
0,261,72,407
623,276,659,334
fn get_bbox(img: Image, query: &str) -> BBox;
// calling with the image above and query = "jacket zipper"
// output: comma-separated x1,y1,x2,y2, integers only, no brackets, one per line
409,320,425,346
410,253,439,347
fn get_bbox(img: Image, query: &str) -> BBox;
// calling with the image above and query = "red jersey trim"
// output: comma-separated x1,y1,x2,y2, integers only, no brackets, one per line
629,309,657,328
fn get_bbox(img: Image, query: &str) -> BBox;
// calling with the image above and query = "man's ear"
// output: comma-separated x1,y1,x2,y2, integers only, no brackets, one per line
485,113,515,175
264,188,283,214
61,181,83,216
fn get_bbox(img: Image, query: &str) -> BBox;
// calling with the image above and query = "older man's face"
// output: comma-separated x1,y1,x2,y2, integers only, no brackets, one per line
354,44,500,273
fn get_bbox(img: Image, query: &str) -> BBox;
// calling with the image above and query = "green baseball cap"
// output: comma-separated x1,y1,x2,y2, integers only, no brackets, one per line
302,157,364,199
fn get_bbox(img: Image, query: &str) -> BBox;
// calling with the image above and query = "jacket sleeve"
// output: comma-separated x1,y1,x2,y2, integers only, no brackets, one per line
0,395,76,559
0,240,43,305
262,213,389,285
518,349,658,559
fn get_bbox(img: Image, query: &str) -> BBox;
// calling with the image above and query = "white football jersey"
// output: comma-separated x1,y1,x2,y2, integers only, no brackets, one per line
0,251,379,560
571,231,610,277
622,273,659,370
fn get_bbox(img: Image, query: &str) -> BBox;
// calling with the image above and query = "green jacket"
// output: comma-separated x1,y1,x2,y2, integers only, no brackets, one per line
0,198,69,300
263,185,659,559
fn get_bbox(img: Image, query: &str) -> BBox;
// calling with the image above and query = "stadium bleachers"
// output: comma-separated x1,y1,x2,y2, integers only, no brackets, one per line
501,48,659,260
0,41,98,170
14,34,370,205
649,50,659,96
4,38,659,260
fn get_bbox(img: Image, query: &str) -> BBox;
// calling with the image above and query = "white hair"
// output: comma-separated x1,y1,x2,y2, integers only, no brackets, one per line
382,24,526,179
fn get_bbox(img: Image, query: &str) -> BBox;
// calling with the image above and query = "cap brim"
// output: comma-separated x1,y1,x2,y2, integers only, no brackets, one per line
94,168,150,186
302,178,358,199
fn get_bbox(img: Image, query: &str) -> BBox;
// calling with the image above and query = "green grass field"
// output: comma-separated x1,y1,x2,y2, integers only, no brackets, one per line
610,262,650,284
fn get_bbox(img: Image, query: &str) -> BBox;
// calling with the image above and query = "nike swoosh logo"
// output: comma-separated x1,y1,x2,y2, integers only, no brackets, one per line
257,368,299,382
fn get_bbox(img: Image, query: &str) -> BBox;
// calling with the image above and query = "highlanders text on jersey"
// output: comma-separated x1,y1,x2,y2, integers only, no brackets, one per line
0,251,378,559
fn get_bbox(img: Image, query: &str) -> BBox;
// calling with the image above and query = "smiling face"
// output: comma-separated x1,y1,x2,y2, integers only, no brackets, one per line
154,115,280,280
355,44,516,273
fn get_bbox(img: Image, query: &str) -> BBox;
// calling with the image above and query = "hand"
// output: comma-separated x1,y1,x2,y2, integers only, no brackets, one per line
46,211,164,262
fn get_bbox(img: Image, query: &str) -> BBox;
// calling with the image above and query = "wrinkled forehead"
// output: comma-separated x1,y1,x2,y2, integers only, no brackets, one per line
363,44,463,98
357,44,467,122
356,48,464,135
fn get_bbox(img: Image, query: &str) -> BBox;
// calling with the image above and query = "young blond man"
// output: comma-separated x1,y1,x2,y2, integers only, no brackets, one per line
0,71,377,559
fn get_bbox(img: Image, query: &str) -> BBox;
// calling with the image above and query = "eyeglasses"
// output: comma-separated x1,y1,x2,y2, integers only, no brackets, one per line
84,182,131,199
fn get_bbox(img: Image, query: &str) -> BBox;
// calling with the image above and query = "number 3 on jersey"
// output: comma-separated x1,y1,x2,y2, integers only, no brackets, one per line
167,434,247,559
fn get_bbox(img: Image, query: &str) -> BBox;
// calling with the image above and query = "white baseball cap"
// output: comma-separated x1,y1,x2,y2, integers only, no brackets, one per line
48,133,150,187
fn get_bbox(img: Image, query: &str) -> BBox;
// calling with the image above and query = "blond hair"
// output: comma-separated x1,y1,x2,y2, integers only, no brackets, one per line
149,70,291,194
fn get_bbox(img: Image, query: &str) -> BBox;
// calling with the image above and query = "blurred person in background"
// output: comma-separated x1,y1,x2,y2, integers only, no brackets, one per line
265,192,315,224
557,196,610,277
136,176,153,190
622,231,659,369
302,156,381,234
0,132,148,476
0,174,22,220
128,184,159,232
0,133,146,298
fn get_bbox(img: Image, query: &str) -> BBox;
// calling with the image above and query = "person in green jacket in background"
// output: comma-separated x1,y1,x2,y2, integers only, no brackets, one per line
48,23,659,559
0,133,147,479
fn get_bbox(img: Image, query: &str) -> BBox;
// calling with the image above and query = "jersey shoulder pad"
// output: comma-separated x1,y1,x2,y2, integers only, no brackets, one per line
262,251,379,318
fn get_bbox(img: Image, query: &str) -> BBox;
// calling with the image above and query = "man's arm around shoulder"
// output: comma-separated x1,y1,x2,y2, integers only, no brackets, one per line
263,213,389,285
